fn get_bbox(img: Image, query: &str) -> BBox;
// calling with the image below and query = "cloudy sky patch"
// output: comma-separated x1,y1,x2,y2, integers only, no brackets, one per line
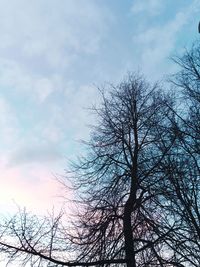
0,0,199,215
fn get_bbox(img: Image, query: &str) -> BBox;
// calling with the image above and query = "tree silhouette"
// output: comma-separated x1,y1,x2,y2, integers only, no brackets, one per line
158,43,200,266
0,67,199,267
68,74,180,267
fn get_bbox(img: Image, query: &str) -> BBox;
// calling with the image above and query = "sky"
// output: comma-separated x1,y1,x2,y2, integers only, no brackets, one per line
0,0,200,216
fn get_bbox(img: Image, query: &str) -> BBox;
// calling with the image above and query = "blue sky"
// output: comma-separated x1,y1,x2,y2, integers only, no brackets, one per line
0,0,199,214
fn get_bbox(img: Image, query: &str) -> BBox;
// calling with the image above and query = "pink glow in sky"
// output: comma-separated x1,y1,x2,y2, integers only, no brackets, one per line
0,158,65,215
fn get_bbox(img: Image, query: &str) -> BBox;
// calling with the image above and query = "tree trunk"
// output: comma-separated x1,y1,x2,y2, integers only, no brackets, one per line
123,110,138,267
124,171,137,267
124,197,136,267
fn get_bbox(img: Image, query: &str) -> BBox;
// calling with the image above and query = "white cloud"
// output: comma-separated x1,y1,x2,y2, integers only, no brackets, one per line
134,10,186,50
131,1,200,79
0,97,19,146
0,58,63,103
0,0,111,102
131,0,163,16
0,0,109,69
9,144,63,166
33,78,54,102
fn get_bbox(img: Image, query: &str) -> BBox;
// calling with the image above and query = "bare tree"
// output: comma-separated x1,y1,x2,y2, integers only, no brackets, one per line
0,73,194,267
158,42,200,266
68,74,180,267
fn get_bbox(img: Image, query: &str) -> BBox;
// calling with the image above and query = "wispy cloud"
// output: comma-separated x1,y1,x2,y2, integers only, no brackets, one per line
0,0,111,213
0,97,19,146
0,0,199,216
131,0,200,79
131,0,163,16
0,0,107,57
9,144,63,166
